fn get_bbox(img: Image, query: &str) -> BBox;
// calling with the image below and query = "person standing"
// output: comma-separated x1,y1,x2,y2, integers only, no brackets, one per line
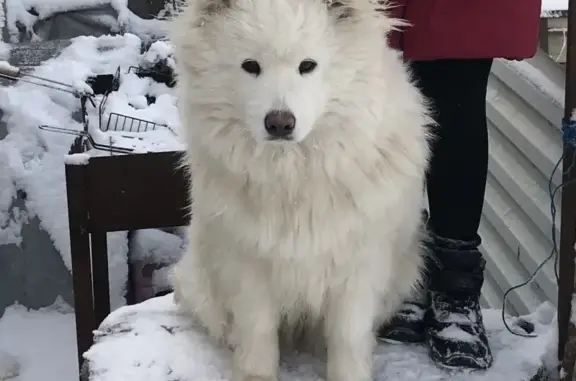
378,0,542,370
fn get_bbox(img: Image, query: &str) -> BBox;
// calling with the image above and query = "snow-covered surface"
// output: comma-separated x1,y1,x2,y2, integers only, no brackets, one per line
5,0,170,42
0,299,77,381
84,294,556,381
542,0,568,11
131,229,184,264
0,33,184,308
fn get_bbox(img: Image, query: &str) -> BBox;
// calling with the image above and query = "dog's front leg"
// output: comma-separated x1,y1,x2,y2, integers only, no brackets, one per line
325,282,376,381
229,294,280,381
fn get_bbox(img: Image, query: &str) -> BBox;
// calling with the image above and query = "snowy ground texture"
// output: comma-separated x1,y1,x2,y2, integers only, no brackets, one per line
83,294,557,381
0,299,77,381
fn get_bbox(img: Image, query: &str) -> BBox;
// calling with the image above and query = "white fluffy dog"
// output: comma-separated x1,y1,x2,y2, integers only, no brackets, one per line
169,1,431,381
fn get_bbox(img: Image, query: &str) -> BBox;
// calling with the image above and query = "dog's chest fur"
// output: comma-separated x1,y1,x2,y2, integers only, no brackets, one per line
191,137,413,262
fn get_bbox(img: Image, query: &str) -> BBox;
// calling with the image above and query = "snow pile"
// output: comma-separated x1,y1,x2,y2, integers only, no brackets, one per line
5,0,171,42
0,298,77,381
131,229,184,265
84,294,556,381
0,33,183,308
130,229,184,301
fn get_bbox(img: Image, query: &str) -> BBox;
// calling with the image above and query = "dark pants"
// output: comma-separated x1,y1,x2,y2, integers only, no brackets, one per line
411,59,494,243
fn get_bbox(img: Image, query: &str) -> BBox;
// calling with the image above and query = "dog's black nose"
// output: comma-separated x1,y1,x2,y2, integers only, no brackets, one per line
264,110,296,139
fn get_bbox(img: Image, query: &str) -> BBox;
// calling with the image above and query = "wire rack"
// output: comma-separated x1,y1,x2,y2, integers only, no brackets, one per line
105,113,164,133
0,61,175,154
95,66,172,135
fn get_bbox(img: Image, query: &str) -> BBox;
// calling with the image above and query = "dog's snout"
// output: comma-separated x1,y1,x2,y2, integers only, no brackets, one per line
264,110,296,139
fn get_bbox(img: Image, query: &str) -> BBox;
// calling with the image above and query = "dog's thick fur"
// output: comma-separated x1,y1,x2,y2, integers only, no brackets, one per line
169,1,431,381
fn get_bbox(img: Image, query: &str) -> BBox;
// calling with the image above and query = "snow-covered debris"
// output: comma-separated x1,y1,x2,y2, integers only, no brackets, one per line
84,294,555,381
130,229,184,302
5,0,169,42
64,152,91,165
0,32,184,308
0,148,23,246
142,40,175,68
131,229,184,265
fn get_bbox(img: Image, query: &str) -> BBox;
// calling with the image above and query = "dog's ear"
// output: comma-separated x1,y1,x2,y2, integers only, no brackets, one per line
369,0,411,32
200,0,233,15
190,0,234,26
323,0,355,20
324,0,407,32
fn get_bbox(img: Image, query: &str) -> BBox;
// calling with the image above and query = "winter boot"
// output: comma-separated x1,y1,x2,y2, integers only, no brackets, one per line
377,291,428,344
426,236,493,370
377,209,430,344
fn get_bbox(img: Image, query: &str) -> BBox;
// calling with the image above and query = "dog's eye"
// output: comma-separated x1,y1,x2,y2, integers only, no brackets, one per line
241,59,261,76
298,59,317,75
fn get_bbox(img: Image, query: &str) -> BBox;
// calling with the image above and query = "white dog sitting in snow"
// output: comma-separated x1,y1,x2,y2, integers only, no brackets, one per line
169,1,431,381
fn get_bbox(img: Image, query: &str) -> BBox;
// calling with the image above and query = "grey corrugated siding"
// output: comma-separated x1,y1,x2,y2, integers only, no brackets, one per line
480,51,565,316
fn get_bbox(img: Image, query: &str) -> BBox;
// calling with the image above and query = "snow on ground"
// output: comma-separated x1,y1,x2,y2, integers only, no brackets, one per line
0,299,77,381
0,33,183,310
85,294,558,381
5,0,171,42
0,295,557,381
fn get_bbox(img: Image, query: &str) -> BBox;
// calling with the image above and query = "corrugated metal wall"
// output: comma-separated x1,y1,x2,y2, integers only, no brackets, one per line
481,51,565,316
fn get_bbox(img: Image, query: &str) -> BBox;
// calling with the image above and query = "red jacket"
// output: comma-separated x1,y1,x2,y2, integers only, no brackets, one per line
388,0,542,61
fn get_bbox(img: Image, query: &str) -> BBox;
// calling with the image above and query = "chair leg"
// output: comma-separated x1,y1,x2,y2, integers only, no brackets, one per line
91,232,111,325
66,163,96,373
